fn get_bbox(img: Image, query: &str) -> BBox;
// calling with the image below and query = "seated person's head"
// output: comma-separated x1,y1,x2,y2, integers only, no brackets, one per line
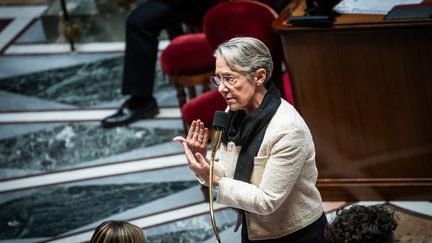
90,220,146,243
325,204,398,243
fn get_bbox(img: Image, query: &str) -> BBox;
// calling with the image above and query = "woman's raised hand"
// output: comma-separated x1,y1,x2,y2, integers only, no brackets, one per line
173,119,208,157
173,120,210,180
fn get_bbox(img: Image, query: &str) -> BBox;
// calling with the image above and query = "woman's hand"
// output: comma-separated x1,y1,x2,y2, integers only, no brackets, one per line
173,120,220,186
181,143,220,187
173,119,208,157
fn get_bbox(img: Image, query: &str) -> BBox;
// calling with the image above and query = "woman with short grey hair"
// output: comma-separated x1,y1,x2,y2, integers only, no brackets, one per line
175,37,327,242
214,37,274,84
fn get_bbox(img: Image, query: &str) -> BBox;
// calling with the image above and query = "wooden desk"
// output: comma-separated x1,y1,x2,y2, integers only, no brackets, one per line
273,1,432,200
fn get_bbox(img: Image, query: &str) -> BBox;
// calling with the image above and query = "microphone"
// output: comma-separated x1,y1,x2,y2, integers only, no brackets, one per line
208,110,228,243
210,111,228,161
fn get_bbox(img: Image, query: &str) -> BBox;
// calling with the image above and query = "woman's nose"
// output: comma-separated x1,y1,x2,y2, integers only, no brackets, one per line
218,82,228,93
218,82,229,94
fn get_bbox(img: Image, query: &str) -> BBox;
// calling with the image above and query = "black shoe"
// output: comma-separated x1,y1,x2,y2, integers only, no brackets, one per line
101,98,159,128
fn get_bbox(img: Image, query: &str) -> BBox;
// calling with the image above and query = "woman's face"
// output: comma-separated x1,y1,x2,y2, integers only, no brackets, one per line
216,57,262,113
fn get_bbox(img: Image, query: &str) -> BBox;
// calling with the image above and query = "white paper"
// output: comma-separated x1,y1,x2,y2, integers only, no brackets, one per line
334,0,423,14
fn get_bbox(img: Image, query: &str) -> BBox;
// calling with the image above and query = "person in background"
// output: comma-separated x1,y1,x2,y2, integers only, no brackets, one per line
90,220,147,243
174,37,327,242
325,204,398,243
101,0,217,128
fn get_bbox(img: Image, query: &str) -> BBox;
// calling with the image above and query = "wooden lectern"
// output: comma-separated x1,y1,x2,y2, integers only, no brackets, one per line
273,1,432,200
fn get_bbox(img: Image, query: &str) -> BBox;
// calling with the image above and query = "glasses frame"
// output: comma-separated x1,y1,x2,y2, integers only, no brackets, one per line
210,73,243,87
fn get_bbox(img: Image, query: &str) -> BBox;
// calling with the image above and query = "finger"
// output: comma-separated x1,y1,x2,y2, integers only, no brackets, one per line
173,136,186,143
185,144,207,177
187,120,196,140
195,152,205,162
198,122,205,142
203,128,209,145
195,153,209,181
192,119,201,141
195,153,210,174
183,143,197,166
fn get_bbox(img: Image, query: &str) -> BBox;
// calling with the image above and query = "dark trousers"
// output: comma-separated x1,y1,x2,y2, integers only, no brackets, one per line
242,213,328,243
122,0,216,98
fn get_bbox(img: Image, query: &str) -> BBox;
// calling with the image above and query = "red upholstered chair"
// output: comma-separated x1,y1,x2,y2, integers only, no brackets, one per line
160,33,214,131
160,33,214,110
160,1,286,130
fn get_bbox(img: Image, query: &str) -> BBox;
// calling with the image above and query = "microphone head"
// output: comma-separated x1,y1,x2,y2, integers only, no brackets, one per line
212,111,228,131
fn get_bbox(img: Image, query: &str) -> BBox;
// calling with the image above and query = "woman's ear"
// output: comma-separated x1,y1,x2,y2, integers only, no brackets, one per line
255,68,267,87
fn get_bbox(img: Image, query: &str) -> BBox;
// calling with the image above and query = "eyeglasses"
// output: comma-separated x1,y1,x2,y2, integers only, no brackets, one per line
210,74,242,87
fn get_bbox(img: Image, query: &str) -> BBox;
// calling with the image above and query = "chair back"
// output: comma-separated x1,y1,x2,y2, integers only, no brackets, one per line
205,1,278,51
203,0,283,90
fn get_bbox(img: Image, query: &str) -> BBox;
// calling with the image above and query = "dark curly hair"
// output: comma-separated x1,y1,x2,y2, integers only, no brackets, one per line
325,204,398,243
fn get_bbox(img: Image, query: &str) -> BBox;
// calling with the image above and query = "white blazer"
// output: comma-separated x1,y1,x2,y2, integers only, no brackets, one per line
214,99,324,240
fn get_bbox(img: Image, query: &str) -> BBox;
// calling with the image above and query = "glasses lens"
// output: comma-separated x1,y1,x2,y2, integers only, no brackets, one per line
210,76,220,86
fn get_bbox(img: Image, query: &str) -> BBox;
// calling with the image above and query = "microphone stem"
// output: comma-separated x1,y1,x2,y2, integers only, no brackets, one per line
209,130,222,243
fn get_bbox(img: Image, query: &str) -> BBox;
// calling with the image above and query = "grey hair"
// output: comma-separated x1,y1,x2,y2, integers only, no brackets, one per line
213,37,273,83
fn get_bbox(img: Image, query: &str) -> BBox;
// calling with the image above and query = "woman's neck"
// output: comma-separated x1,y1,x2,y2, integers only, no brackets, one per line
244,86,267,114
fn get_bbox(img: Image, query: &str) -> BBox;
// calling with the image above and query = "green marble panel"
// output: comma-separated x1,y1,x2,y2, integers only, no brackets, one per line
0,123,184,173
0,56,170,108
0,181,197,239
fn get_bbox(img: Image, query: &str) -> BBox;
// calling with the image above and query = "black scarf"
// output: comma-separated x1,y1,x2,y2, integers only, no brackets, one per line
222,82,281,183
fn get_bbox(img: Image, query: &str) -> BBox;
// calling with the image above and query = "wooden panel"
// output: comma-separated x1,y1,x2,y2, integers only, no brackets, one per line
273,1,432,200
317,178,432,201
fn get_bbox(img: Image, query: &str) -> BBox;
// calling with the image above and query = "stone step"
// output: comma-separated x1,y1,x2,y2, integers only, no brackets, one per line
0,0,49,5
